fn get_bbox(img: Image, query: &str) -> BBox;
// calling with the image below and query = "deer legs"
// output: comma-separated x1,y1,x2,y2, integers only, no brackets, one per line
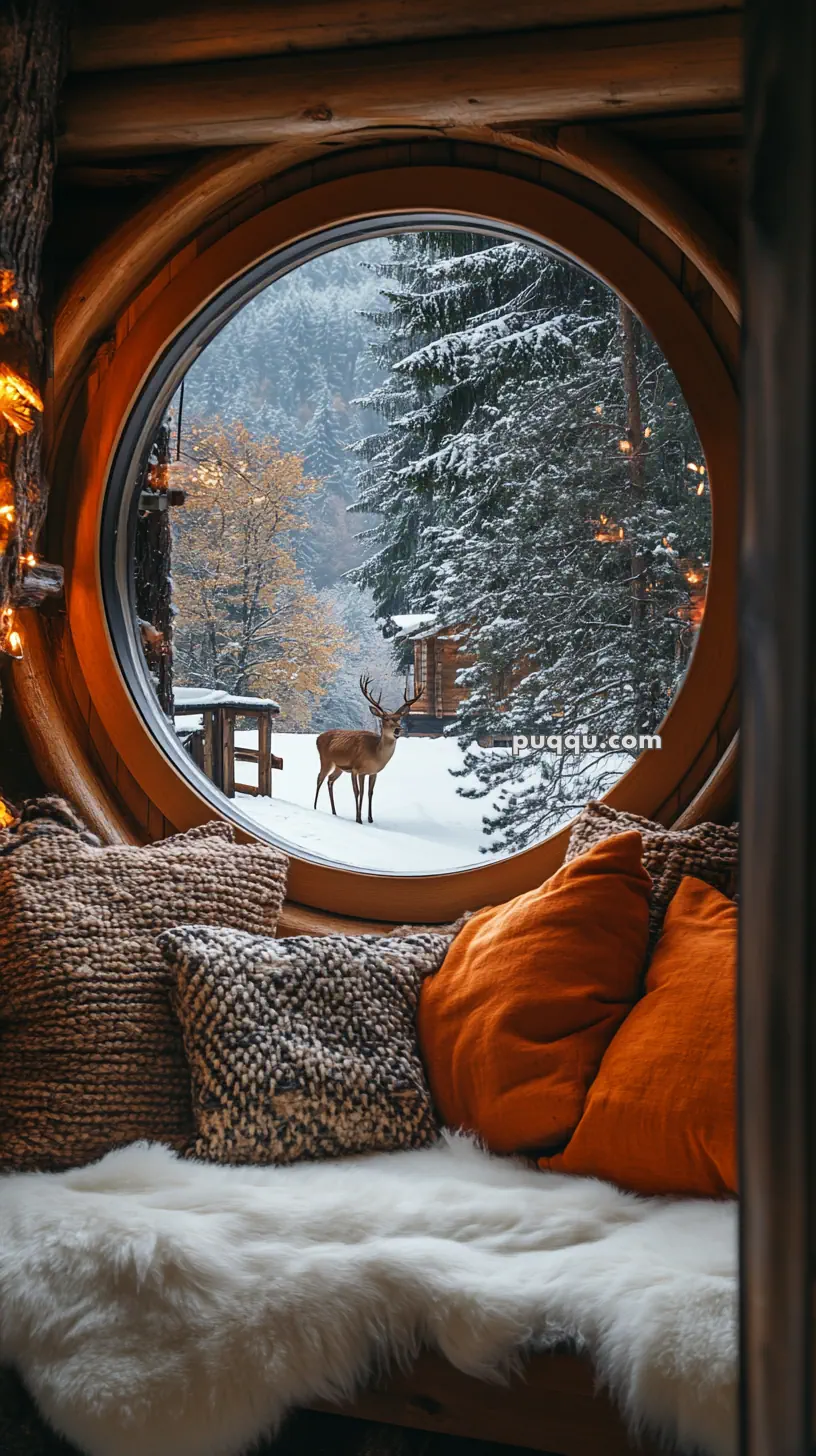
314,766,344,814
327,770,343,815
314,767,374,821
313,769,327,810
350,772,376,824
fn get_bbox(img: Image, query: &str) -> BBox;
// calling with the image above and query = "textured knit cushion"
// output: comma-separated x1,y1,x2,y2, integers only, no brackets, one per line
565,801,738,947
0,805,288,1171
542,876,737,1197
159,925,453,1164
416,831,652,1158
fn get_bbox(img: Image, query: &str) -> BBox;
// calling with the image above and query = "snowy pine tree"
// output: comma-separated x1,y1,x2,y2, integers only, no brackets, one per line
350,230,710,851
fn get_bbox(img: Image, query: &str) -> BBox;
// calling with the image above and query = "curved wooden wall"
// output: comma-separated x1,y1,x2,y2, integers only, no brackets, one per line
13,130,740,930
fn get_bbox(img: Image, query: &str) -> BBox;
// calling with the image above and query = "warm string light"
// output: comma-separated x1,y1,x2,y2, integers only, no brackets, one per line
0,366,43,435
0,271,20,336
594,513,625,544
0,605,23,660
0,274,41,669
617,439,633,454
0,500,15,552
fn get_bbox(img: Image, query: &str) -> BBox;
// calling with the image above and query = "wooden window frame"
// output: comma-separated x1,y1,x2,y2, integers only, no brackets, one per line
51,160,737,922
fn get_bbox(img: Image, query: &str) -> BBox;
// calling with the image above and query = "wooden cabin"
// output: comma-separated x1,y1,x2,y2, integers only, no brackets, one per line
384,615,474,733
0,3,812,1455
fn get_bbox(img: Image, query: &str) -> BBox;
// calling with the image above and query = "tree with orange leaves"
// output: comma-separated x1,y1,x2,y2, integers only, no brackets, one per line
171,418,347,728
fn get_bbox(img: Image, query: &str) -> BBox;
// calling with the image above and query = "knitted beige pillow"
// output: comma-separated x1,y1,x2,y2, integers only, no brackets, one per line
565,801,738,947
160,924,454,1165
0,800,288,1171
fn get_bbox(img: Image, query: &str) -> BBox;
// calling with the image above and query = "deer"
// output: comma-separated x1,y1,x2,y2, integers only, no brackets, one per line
313,674,424,824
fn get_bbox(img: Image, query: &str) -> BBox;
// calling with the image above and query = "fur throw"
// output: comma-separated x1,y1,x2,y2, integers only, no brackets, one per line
0,1136,737,1456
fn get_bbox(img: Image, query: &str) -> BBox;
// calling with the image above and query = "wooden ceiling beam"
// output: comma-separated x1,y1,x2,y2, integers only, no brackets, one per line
60,14,741,160
69,0,743,73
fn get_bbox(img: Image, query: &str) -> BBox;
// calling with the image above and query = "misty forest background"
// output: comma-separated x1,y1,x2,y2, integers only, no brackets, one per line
162,232,710,852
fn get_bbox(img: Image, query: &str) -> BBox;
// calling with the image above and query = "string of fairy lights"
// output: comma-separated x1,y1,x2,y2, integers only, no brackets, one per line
0,268,45,661
588,405,709,627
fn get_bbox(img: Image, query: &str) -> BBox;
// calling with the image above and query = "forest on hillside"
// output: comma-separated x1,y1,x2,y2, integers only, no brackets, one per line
153,228,710,854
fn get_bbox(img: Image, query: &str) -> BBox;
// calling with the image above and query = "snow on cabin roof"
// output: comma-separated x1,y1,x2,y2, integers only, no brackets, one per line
385,613,442,641
173,687,281,713
387,613,436,632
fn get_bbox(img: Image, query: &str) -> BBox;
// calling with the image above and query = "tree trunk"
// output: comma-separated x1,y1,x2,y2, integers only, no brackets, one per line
619,300,646,492
619,299,647,624
0,0,67,621
134,423,175,716
618,299,652,728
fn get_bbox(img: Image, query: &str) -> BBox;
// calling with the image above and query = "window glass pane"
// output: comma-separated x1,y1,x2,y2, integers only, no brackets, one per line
128,226,710,873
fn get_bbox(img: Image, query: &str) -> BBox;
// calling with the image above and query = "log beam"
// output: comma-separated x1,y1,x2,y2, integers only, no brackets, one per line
69,0,743,73
59,14,742,159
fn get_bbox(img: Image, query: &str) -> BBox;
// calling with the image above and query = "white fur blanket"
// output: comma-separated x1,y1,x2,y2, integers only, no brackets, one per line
0,1136,737,1456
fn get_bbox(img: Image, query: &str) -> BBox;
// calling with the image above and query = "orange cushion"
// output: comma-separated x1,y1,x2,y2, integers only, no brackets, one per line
417,831,651,1156
542,875,737,1197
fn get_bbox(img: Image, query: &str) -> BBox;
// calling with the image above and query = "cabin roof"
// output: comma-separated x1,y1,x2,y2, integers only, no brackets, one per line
173,687,281,713
385,613,439,641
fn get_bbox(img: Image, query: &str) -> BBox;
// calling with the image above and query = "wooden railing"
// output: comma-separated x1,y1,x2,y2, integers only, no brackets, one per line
176,696,282,798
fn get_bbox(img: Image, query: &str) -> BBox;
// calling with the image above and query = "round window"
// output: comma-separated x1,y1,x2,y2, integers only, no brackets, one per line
105,219,711,877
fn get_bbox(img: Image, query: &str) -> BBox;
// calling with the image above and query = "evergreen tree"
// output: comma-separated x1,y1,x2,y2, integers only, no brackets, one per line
350,230,710,849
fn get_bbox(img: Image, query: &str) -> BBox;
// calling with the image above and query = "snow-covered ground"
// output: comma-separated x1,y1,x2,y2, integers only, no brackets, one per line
232,732,506,873
168,728,627,874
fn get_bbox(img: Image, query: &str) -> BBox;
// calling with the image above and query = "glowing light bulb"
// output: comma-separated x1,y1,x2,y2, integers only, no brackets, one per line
0,367,43,435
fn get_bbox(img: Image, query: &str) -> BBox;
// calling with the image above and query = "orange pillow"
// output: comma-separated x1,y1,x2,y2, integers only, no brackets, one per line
417,831,651,1156
542,875,737,1197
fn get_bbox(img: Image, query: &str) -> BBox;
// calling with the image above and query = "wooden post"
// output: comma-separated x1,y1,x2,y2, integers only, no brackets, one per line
220,708,235,799
257,711,272,797
740,1,816,1452
0,1,67,633
203,708,217,786
186,729,205,774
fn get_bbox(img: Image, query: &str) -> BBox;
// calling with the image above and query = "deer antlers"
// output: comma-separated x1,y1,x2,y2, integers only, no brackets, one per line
359,674,385,716
359,674,424,717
